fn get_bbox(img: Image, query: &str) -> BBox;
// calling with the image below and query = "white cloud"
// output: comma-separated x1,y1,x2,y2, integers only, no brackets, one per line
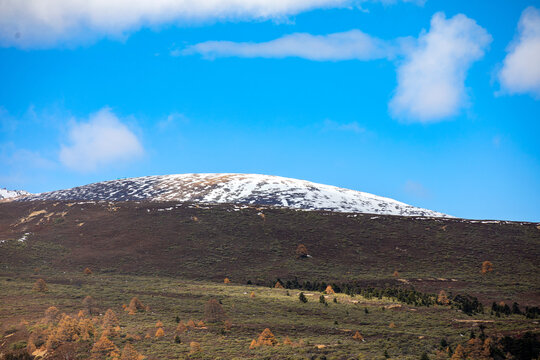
498,7,540,98
59,108,143,172
389,12,491,122
0,0,427,48
323,119,366,133
0,0,352,48
183,29,401,61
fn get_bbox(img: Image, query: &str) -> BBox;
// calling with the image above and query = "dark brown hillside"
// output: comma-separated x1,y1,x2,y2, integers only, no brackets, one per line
0,200,538,304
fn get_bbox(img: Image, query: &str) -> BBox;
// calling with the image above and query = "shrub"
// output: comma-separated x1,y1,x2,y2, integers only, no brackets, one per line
176,321,187,334
319,295,326,304
481,261,493,274
224,320,232,331
189,341,201,355
33,279,47,292
299,292,308,303
186,320,196,328
353,331,364,341
83,267,92,275
393,270,399,278
204,299,227,323
295,244,308,258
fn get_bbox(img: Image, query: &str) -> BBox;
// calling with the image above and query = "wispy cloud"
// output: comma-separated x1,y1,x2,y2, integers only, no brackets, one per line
323,119,366,133
498,6,540,99
0,0,428,48
404,180,430,199
182,30,404,61
389,12,491,122
59,108,144,172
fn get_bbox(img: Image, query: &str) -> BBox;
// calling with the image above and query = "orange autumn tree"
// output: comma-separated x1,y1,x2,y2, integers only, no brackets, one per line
103,309,119,329
481,261,493,274
175,321,187,334
353,331,364,341
84,267,92,275
224,277,231,284
324,285,335,295
274,281,284,289
120,343,145,360
437,290,450,305
126,297,146,315
251,328,278,348
155,328,164,337
91,335,119,359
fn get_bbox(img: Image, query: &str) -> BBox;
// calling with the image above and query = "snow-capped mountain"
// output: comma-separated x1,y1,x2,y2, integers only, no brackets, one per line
0,188,30,200
18,173,449,217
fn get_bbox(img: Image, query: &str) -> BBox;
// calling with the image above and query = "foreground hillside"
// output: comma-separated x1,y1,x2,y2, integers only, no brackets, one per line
0,200,538,303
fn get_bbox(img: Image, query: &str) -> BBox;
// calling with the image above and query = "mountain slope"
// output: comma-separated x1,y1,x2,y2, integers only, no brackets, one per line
19,173,448,217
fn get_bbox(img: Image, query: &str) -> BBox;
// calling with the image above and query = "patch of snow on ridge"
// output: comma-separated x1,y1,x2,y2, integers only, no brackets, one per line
0,188,31,200
18,173,450,217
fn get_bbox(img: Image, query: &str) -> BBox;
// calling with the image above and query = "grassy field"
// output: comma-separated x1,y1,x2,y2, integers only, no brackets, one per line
0,201,539,358
0,270,538,359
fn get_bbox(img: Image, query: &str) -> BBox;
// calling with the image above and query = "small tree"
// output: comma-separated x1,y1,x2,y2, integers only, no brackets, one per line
299,292,308,303
256,328,278,347
274,281,284,289
126,297,146,315
91,335,119,358
481,261,493,274
295,244,308,258
189,341,201,355
103,309,119,328
250,292,256,298
437,290,450,305
155,320,163,328
283,336,293,346
393,270,399,278
33,278,48,292
325,285,335,295
389,322,396,328
224,320,232,331
204,299,227,323
155,328,164,337
120,343,144,360
224,277,231,284
83,267,92,275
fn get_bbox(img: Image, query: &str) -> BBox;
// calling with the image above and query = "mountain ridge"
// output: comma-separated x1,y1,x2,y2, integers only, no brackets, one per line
17,173,449,217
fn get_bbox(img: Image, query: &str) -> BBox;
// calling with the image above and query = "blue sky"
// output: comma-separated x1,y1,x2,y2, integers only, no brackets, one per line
1,0,539,221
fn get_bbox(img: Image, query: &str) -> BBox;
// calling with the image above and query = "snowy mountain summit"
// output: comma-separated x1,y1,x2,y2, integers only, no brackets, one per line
20,173,449,217
0,188,30,200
